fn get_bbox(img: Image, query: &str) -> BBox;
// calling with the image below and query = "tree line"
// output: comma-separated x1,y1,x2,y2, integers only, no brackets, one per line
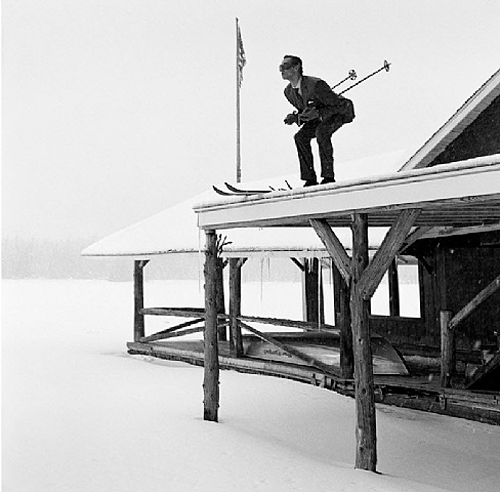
1,237,304,282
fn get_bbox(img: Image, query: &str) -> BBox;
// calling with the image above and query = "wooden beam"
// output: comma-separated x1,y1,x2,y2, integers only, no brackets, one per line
229,258,244,357
350,213,377,471
310,219,351,284
358,208,420,300
448,273,500,330
440,310,455,388
141,307,205,317
240,322,339,377
133,260,149,341
203,230,219,422
238,314,338,333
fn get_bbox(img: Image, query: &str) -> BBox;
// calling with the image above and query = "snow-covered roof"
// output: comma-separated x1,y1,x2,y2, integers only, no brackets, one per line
83,67,500,259
82,150,407,258
195,155,500,231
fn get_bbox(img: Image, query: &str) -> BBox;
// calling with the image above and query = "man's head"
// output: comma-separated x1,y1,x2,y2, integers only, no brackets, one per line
280,55,303,82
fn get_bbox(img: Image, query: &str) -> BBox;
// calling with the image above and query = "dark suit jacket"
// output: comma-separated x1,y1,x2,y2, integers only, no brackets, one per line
284,75,340,121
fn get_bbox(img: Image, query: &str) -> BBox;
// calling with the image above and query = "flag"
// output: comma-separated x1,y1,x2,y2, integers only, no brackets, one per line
236,18,246,88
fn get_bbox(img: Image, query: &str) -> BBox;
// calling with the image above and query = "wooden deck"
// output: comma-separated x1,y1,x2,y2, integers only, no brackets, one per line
127,338,500,425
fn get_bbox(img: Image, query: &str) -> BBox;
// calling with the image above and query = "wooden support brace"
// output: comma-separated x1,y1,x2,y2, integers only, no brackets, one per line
400,226,434,253
310,219,351,284
449,273,500,330
290,257,305,271
358,208,420,300
140,318,204,343
203,230,219,422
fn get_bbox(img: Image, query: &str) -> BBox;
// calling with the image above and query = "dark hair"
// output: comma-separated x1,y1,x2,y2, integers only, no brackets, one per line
284,54,303,75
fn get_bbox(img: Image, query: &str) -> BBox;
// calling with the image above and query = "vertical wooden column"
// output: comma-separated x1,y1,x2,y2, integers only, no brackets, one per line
204,230,220,422
133,260,149,341
333,262,353,379
350,213,377,471
388,258,400,317
304,258,325,324
229,258,244,357
440,310,454,387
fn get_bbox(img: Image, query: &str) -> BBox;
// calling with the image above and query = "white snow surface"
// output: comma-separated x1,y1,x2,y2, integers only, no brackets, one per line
3,279,500,491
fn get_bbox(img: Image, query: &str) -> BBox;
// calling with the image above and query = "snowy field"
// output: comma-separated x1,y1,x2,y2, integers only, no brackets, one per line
3,279,500,491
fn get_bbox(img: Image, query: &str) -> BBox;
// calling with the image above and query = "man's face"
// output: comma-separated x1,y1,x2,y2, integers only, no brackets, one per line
279,57,299,81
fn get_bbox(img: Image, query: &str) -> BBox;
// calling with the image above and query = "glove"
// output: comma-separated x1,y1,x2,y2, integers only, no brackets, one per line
284,113,299,125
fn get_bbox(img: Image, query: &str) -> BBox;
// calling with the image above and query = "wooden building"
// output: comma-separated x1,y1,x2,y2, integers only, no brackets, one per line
84,68,500,472
193,68,500,471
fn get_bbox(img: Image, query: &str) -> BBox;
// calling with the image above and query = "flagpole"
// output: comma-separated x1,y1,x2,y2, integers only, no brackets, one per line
236,18,242,183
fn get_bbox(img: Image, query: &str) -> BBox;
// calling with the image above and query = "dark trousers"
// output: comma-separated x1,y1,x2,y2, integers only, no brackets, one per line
294,116,344,181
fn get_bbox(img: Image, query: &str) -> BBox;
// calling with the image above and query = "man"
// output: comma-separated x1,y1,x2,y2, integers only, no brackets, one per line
281,55,344,187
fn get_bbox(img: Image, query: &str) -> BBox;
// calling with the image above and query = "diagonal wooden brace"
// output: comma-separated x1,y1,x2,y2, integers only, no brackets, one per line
358,208,420,300
449,273,500,330
310,219,351,284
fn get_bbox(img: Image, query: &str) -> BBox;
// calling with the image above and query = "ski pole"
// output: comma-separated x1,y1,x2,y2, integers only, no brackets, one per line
331,69,357,90
339,60,391,94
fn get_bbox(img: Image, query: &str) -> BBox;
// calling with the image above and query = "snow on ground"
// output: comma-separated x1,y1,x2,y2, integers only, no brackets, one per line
2,279,500,491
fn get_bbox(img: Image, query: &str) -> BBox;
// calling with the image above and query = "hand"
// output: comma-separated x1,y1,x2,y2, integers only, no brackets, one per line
298,108,320,123
284,113,298,125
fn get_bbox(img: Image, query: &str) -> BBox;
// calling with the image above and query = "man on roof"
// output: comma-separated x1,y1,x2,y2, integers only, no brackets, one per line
281,55,344,187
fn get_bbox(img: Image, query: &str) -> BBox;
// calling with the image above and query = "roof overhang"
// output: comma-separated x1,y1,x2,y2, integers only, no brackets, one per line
194,155,500,231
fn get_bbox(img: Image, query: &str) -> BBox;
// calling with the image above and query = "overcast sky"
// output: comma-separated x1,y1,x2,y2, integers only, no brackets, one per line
2,0,499,241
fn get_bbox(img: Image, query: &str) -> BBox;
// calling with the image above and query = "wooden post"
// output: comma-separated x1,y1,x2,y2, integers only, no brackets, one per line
333,261,353,379
204,230,219,422
351,213,377,471
388,258,400,317
133,260,149,341
229,258,244,357
440,310,454,388
303,258,325,324
216,256,227,341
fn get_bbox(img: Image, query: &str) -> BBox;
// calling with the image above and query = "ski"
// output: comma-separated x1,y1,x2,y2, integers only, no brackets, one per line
224,182,271,194
213,182,291,197
212,185,235,196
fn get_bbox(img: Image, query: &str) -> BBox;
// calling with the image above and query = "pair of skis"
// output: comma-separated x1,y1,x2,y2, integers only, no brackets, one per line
213,181,292,197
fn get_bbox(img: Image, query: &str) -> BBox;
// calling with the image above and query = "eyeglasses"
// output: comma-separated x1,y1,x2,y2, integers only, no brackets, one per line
279,62,295,71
